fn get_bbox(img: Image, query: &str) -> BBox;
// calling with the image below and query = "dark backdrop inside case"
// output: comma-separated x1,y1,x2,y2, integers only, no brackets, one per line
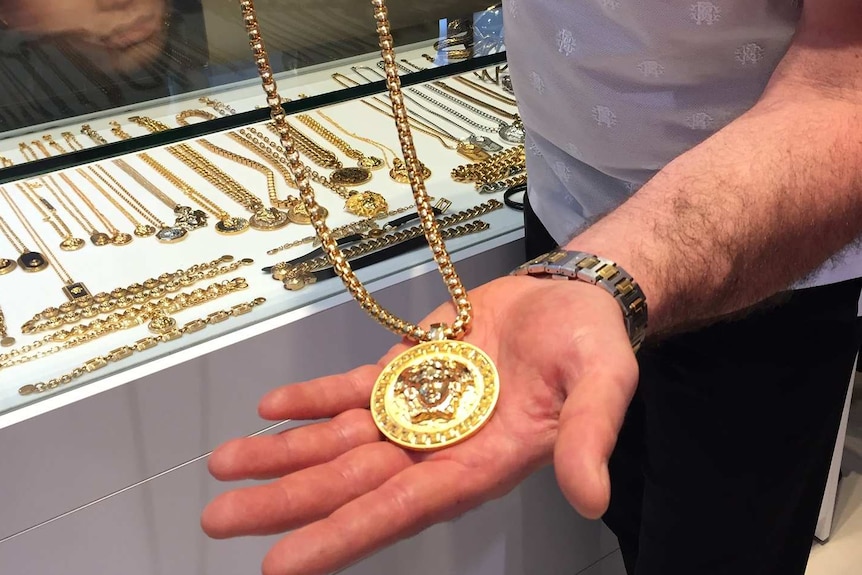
0,0,495,134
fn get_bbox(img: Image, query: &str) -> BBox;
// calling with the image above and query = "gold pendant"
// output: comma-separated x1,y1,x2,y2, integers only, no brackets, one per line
358,156,385,170
249,207,290,231
134,225,157,238
90,232,112,246
156,226,188,243
331,166,372,187
344,191,388,217
111,233,134,246
215,217,250,235
457,142,490,162
371,339,499,451
59,237,86,251
0,258,17,275
18,251,48,272
1,336,15,347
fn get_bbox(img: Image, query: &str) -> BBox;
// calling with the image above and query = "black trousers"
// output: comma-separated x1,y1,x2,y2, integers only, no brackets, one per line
524,195,862,575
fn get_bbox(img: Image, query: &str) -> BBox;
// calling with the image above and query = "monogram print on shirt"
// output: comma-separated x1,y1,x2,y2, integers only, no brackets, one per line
690,2,721,25
592,105,618,128
564,143,581,158
552,160,572,183
529,71,546,94
600,0,622,9
556,28,576,56
638,60,665,78
686,112,715,130
735,43,764,65
507,0,519,19
526,136,543,158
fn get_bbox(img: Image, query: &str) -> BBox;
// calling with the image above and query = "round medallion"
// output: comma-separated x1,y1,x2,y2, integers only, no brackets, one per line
215,217,250,235
370,340,499,451
1,336,15,347
156,227,188,243
134,225,157,238
389,161,432,184
499,123,525,144
59,237,86,251
249,207,290,231
148,314,177,334
111,233,134,246
330,167,372,187
90,232,111,246
18,251,48,272
0,258,17,275
358,156,385,170
344,191,388,217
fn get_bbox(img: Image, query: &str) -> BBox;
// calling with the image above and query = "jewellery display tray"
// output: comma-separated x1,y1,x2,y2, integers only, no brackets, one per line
0,4,621,574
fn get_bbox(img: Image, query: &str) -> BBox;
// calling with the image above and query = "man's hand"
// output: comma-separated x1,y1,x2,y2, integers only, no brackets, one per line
201,276,638,575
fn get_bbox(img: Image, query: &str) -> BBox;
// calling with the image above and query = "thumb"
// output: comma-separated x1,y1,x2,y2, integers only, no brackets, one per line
553,354,638,519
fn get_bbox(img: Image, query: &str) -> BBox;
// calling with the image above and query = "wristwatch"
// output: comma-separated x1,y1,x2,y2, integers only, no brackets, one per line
511,249,648,351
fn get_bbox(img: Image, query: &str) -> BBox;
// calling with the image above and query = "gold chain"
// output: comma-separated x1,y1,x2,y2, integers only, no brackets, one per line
0,186,76,283
315,108,398,168
2,277,248,370
17,142,108,242
108,121,232,221
296,113,384,170
242,0,472,341
18,296,267,396
0,305,13,347
451,145,526,186
0,196,31,254
22,255,252,334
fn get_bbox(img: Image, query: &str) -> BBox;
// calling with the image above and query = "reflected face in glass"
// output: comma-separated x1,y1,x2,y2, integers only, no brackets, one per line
1,0,168,70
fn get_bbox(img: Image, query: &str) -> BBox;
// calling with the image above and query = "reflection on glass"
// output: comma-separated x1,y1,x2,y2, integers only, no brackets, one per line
0,0,495,140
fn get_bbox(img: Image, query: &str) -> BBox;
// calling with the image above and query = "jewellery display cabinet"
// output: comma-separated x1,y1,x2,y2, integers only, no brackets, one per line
0,2,620,573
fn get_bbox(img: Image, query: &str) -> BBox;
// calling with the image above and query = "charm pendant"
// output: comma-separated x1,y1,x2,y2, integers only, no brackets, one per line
174,206,208,230
456,142,490,162
111,232,134,246
331,167,373,186
0,258,17,275
344,191,388,217
468,136,504,154
499,122,525,144
134,225,157,238
358,157,385,170
249,207,290,231
215,217,250,235
371,340,499,451
59,237,86,251
90,232,112,246
18,251,48,272
156,226,188,243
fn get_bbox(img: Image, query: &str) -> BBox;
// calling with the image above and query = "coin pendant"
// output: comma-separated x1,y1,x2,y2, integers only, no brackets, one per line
330,166,372,187
174,206,208,230
358,156,385,170
1,336,15,347
156,227,188,243
215,217,250,235
371,340,499,451
59,237,86,251
90,232,111,246
389,161,432,184
18,251,48,272
0,258,16,275
112,233,134,246
249,207,290,231
134,225,157,238
344,191,388,217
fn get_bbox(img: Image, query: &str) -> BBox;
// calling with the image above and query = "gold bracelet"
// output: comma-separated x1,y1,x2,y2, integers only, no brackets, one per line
2,277,249,371
21,254,253,334
18,296,267,396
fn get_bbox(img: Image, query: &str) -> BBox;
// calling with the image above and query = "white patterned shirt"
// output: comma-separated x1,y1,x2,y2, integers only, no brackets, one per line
505,0,862,289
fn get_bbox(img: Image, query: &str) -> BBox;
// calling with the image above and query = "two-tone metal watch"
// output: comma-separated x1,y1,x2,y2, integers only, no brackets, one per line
511,249,648,351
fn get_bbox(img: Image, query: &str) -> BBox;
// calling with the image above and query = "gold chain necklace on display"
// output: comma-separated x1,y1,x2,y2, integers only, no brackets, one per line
127,116,289,231
106,121,243,233
0,191,49,273
241,0,498,450
0,305,13,347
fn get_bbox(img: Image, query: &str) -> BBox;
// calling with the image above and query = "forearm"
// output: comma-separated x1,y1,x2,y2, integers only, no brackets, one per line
567,84,862,333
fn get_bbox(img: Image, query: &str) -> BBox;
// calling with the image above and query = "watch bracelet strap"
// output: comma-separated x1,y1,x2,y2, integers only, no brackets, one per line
511,249,648,351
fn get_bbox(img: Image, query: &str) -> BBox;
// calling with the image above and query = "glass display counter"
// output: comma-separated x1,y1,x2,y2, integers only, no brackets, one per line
0,0,525,420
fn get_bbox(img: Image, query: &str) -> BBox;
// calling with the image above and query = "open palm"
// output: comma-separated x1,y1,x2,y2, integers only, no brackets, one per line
201,276,639,575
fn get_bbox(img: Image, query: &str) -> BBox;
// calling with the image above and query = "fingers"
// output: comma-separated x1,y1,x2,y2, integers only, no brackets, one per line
258,363,384,421
201,441,415,539
553,334,638,519
259,459,495,575
208,409,382,481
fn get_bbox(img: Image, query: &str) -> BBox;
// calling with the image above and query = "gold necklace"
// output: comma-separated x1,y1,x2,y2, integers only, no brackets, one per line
107,121,242,234
243,0,498,450
330,72,490,161
295,113,381,184
128,116,289,231
60,132,190,243
314,109,433,184
0,186,95,303
0,304,13,347
17,143,113,246
0,191,49,273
